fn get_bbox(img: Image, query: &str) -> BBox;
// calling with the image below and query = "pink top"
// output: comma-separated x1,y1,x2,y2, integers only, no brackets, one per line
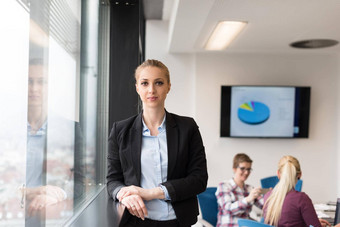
263,190,321,227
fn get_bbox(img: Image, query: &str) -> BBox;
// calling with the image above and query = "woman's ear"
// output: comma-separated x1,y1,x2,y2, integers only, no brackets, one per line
297,172,302,180
277,170,281,179
135,83,139,94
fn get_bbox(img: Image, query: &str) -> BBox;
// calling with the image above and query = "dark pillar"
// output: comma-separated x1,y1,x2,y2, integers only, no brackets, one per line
109,0,145,128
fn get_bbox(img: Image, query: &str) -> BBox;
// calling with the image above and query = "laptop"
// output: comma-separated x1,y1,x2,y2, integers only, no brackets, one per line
334,198,340,225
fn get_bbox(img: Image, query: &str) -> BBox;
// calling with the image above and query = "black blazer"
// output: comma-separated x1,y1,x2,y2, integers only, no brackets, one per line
107,111,208,226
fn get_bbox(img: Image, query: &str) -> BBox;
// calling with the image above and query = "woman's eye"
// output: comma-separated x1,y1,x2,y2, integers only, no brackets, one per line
155,81,164,85
141,82,148,86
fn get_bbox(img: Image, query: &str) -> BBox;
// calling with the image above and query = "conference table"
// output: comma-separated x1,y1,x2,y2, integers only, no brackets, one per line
314,202,337,225
249,201,337,225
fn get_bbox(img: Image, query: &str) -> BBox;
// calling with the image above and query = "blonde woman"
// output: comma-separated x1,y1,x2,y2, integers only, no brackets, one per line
263,156,330,227
107,59,208,227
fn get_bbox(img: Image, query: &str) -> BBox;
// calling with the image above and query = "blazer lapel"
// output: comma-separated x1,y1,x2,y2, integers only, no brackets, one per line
166,112,178,179
130,113,143,185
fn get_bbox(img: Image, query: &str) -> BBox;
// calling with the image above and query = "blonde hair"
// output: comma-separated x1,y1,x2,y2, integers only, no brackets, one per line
135,59,170,83
264,156,301,226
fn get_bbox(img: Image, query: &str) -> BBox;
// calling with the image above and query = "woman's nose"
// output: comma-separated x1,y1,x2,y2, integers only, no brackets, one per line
148,84,155,93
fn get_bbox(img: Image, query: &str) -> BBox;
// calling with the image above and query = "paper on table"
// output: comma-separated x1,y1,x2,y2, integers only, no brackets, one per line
316,210,330,218
314,203,337,211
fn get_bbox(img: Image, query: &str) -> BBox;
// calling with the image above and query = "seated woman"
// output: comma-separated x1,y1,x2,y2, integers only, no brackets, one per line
215,153,263,226
263,155,331,227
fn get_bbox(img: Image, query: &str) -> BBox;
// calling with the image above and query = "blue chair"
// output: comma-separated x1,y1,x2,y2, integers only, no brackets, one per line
197,187,218,227
238,218,273,227
260,176,279,189
295,179,303,191
260,176,303,192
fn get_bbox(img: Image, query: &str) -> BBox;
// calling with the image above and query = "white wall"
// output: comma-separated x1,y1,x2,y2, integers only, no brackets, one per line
146,20,339,203
195,53,338,203
145,20,196,117
338,55,340,198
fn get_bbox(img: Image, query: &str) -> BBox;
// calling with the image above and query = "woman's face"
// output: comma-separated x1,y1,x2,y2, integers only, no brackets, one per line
233,161,252,183
135,66,171,109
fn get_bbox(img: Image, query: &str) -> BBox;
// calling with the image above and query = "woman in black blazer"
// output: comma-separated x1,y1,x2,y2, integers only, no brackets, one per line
107,59,208,227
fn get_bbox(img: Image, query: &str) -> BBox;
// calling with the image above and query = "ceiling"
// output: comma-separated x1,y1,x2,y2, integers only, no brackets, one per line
153,0,340,54
143,0,163,20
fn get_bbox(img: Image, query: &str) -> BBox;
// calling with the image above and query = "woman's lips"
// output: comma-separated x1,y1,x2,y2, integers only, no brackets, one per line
148,96,157,101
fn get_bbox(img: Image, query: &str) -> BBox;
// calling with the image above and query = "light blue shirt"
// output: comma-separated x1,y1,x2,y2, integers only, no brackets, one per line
26,122,46,187
140,116,176,220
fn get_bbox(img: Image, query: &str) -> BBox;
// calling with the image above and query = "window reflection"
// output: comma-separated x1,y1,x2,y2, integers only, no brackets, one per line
25,59,84,226
0,0,108,226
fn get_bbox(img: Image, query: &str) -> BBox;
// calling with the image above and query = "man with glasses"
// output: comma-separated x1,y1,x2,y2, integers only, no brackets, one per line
24,58,85,226
215,153,263,226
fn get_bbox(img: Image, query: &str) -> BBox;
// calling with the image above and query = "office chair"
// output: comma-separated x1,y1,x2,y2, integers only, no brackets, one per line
238,218,273,227
197,187,218,227
295,179,303,192
260,176,303,192
260,176,279,189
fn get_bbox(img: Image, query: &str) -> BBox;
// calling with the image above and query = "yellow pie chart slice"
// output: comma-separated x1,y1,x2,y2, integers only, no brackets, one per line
240,102,253,111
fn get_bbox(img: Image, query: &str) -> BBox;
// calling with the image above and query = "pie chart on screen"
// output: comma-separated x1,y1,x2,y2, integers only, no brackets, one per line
238,101,270,124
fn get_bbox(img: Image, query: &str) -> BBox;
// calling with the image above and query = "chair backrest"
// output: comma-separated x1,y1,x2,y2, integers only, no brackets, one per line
260,176,279,189
197,187,218,226
238,218,273,227
295,179,303,192
260,176,303,192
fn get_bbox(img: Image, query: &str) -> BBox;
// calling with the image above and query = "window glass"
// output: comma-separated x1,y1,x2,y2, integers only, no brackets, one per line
0,0,109,226
0,1,29,226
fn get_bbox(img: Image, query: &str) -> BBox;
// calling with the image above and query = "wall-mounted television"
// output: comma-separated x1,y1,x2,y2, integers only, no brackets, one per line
220,86,311,138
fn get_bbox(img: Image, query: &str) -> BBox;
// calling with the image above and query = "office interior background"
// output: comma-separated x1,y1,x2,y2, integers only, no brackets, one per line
1,0,340,226
149,0,340,204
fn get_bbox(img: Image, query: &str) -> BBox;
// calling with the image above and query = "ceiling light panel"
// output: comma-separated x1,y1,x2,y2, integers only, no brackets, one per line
205,21,247,51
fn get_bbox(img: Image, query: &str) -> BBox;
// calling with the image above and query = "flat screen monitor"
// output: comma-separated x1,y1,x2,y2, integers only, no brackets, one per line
334,198,340,225
220,86,311,138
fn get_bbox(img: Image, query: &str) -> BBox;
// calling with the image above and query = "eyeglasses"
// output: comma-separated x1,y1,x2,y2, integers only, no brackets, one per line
237,166,252,172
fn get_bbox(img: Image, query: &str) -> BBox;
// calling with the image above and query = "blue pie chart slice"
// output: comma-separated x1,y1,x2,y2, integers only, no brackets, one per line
238,101,270,124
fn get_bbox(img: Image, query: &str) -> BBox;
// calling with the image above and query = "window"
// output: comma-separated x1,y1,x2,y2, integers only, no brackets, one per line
0,0,110,225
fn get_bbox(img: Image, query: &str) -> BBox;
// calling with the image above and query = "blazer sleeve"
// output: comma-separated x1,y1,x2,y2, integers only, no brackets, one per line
162,118,208,202
106,122,125,199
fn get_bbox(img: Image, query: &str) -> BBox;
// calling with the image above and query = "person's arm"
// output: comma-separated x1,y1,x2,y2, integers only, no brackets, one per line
115,185,164,220
319,219,331,227
216,183,252,215
245,187,262,205
26,185,66,216
106,122,148,219
161,118,208,202
117,185,165,201
254,192,264,209
300,193,324,227
106,122,126,200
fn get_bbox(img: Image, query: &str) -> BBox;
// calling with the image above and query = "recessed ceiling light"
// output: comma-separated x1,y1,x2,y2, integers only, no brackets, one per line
205,21,247,51
290,39,338,49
